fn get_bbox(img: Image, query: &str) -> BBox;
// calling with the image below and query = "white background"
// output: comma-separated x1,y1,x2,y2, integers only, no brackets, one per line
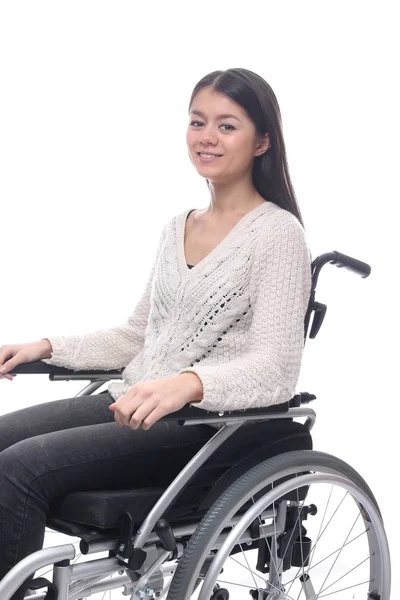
0,1,399,597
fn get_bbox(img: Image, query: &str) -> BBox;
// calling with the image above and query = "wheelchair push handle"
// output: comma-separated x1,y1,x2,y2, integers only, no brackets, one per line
330,251,371,279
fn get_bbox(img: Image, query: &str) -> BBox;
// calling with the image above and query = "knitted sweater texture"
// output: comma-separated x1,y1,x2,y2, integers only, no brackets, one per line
42,201,312,412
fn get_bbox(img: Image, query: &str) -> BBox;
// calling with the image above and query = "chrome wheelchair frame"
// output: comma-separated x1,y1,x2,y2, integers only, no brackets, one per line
0,251,391,600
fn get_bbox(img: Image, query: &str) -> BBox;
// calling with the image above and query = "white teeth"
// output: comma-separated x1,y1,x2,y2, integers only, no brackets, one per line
199,153,220,158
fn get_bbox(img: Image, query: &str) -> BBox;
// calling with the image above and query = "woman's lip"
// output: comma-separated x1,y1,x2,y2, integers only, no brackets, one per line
196,153,223,163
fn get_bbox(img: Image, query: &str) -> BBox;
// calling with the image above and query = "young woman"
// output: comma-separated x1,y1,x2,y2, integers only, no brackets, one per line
0,67,312,598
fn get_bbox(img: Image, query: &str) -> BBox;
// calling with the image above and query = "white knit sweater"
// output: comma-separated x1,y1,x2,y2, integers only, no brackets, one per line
42,201,313,412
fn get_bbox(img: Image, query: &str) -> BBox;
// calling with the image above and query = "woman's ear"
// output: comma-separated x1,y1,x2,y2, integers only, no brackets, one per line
255,132,271,157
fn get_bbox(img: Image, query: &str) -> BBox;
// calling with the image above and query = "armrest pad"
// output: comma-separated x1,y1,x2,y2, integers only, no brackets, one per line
161,402,290,422
10,361,123,378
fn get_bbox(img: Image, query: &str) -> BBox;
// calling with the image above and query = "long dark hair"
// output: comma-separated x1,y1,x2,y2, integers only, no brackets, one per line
188,68,306,230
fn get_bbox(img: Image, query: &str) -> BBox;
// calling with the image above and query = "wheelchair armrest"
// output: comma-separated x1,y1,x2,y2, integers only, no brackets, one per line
10,361,123,380
161,402,291,423
161,392,316,424
163,394,316,428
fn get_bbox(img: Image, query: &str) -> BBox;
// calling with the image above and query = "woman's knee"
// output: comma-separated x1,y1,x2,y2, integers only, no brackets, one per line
0,402,56,453
0,438,43,487
0,434,66,506
0,410,28,453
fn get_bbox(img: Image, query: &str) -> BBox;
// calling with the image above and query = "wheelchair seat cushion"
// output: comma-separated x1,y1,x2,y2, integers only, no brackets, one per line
48,486,165,530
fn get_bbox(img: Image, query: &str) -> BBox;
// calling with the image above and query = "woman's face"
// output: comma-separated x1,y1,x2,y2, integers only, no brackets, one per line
186,86,269,183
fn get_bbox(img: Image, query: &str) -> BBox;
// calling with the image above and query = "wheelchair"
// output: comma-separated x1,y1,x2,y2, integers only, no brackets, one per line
0,250,391,600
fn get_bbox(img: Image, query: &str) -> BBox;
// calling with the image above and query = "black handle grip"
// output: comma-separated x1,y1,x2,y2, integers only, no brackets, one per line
330,251,371,278
155,519,177,552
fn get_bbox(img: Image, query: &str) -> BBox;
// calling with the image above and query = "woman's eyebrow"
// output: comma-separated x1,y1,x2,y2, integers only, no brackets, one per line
190,109,241,122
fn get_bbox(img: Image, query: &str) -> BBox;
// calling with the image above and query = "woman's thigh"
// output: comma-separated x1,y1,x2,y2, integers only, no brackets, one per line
0,392,116,452
0,393,216,499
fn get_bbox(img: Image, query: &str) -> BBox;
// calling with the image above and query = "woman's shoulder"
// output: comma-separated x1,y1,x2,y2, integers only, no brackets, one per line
158,212,181,237
255,203,311,264
260,203,306,240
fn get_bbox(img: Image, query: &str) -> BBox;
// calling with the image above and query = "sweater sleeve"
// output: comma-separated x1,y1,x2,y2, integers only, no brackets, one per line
41,222,168,371
178,213,313,412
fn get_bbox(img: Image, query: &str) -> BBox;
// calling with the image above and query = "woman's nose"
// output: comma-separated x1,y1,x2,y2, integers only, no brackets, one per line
199,127,219,145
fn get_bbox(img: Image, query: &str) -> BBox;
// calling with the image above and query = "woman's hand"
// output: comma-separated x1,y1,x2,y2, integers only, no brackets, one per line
109,373,203,430
0,340,53,382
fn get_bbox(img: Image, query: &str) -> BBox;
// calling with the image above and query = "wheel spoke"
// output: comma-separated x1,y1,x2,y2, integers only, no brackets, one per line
72,552,82,563
317,578,373,598
251,496,280,577
318,555,372,597
296,485,306,586
226,555,296,600
286,489,349,596
228,554,266,584
275,496,306,596
217,568,294,600
311,491,349,551
316,511,362,596
295,583,303,600
267,482,288,592
306,485,333,578
277,498,306,579
215,578,255,590
306,529,369,575
229,519,261,591
283,528,369,587
271,481,279,586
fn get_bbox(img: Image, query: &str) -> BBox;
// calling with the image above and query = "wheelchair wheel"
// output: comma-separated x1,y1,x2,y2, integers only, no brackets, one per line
168,450,390,600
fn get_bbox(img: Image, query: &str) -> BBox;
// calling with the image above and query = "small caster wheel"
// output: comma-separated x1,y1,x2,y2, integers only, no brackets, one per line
211,585,229,600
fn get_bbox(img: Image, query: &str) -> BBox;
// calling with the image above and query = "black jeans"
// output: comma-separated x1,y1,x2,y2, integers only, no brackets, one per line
0,392,215,599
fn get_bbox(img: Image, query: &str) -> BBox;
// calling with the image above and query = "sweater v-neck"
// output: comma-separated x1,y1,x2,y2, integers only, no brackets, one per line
178,201,273,277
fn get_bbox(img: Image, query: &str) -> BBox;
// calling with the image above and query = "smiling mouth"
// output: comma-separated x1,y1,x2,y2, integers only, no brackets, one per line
197,152,223,158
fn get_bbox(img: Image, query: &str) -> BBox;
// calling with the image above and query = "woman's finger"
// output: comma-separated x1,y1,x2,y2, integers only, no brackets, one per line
114,405,124,428
128,399,157,430
109,402,124,428
141,405,169,430
0,373,14,381
112,395,142,428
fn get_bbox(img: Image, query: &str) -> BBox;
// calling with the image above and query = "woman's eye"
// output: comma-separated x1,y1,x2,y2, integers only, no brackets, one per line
189,121,235,131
